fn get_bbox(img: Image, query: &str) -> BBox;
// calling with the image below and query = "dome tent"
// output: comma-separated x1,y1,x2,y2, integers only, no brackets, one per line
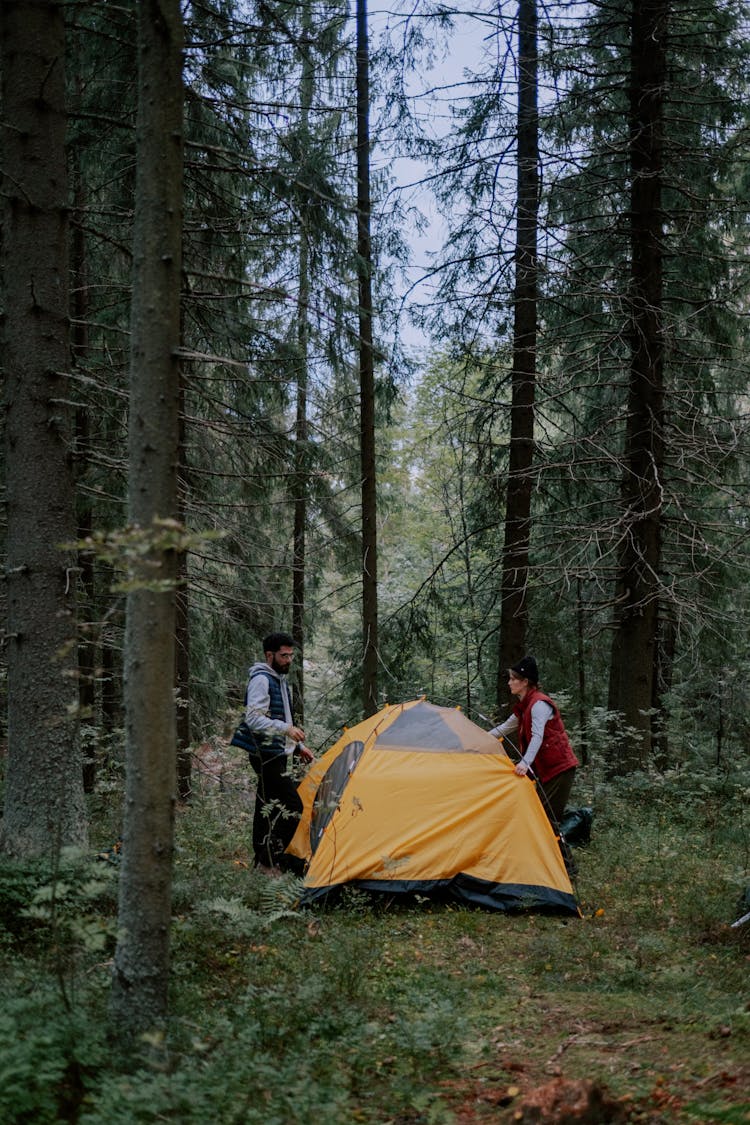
287,699,580,916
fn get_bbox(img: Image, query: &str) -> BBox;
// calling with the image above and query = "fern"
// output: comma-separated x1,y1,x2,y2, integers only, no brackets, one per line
257,874,306,926
204,896,257,926
203,878,306,932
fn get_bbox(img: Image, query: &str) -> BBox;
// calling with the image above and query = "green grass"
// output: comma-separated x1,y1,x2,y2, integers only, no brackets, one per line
1,763,748,1124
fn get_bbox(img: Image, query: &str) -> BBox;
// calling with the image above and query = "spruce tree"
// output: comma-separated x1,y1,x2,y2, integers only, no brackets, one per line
110,0,184,1035
1,0,87,856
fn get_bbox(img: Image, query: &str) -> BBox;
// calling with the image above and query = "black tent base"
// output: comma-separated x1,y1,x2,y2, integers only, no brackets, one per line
300,873,581,917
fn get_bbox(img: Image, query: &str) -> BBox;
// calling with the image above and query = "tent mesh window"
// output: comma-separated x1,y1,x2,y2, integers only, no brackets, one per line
310,740,365,851
375,703,472,751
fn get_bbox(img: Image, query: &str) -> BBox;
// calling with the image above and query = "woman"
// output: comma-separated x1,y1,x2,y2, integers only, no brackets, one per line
489,655,579,827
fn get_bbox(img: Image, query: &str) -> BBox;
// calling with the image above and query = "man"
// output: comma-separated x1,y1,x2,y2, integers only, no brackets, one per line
238,632,313,876
489,654,579,830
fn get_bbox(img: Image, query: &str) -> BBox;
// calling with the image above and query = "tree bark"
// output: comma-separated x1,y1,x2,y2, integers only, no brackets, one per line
291,0,315,723
497,0,538,702
109,0,184,1036
607,0,667,771
651,605,676,768
176,365,192,801
357,0,379,717
576,578,589,766
175,560,192,800
71,151,99,794
0,0,87,856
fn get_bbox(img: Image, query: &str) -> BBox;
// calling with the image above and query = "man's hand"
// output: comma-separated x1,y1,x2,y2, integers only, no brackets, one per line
514,760,530,777
297,744,314,763
288,724,305,743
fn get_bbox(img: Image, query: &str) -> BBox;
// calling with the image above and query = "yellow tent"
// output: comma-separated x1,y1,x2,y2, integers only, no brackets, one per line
287,699,580,915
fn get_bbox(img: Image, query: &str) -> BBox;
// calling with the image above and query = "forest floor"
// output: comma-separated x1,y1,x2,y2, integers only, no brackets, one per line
1,742,749,1123
189,862,749,1125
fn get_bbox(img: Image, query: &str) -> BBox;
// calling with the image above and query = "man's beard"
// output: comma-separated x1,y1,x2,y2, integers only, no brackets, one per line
270,656,290,675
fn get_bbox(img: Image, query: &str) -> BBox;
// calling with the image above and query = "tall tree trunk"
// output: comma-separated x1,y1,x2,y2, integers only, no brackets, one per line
0,0,87,856
175,577,191,799
175,365,192,801
497,0,538,703
607,0,667,772
110,0,184,1036
356,0,378,717
292,253,309,723
652,612,679,769
576,578,589,766
100,568,123,730
291,1,314,723
71,155,99,794
652,606,676,767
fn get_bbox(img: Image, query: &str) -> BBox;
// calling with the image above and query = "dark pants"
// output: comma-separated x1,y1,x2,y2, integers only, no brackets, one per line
538,767,577,877
247,751,302,868
539,766,576,826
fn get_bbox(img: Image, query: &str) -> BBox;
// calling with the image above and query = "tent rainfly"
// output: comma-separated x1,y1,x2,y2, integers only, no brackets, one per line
287,699,580,916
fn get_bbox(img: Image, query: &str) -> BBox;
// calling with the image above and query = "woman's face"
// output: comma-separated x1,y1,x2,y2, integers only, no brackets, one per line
508,672,529,699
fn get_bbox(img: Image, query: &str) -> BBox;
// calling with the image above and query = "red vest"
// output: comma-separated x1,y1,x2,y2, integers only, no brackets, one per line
513,688,579,784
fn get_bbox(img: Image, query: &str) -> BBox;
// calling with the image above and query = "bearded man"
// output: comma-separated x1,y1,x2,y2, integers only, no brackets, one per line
239,632,313,875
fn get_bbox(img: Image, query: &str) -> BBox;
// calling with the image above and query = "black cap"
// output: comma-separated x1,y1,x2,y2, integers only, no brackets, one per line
511,655,539,684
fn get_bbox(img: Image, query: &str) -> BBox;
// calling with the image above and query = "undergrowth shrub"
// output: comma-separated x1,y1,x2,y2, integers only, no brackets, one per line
0,860,48,945
0,991,106,1125
0,742,747,1124
0,850,118,953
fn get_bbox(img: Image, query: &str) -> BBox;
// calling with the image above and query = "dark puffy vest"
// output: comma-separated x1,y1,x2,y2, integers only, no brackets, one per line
243,669,289,757
513,688,579,783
